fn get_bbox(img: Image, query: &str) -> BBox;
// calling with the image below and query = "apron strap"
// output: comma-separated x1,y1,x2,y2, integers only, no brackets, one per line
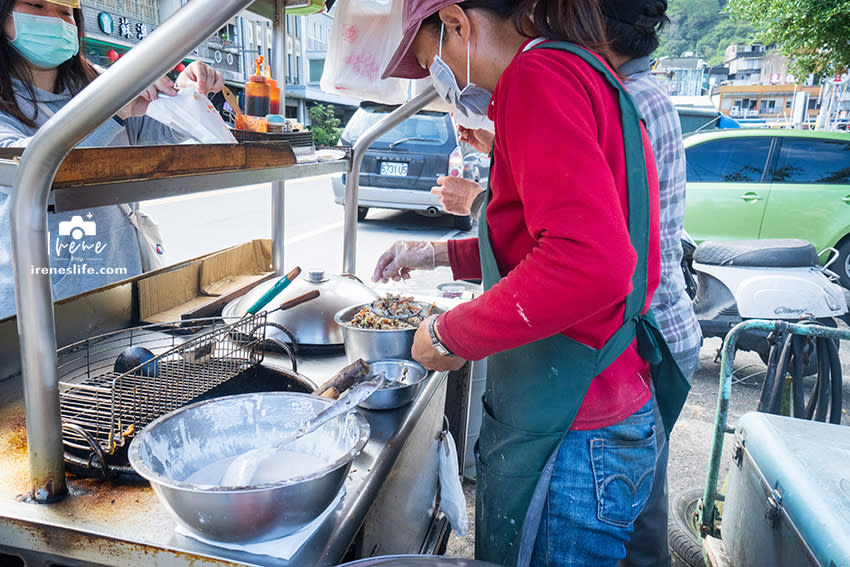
529,41,650,326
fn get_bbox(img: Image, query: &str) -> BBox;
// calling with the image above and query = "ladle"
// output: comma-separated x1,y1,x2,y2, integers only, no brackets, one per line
217,375,385,487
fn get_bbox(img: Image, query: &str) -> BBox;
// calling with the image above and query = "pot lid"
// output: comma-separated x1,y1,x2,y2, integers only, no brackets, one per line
222,270,377,346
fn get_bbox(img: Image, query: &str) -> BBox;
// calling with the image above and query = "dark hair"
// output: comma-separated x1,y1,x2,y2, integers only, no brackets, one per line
421,0,612,62
601,0,668,58
0,0,97,127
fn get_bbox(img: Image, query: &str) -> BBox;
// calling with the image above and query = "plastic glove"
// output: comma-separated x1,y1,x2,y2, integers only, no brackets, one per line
372,241,436,283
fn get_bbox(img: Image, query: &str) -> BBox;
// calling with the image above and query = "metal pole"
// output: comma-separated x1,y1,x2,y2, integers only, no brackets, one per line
342,86,439,274
9,0,255,503
271,5,287,274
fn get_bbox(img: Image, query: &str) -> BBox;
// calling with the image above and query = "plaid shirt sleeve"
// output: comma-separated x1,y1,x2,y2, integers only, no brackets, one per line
626,69,702,354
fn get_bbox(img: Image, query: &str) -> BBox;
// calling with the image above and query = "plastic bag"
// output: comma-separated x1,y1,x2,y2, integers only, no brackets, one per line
146,87,237,144
438,429,469,537
319,0,408,104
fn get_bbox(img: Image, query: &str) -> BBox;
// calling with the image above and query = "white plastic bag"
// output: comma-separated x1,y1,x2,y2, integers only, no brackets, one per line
145,87,237,144
120,204,166,271
320,0,408,104
438,429,469,537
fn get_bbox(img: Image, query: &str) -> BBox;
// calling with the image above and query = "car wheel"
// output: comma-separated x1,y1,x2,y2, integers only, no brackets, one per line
833,238,850,288
452,214,473,231
357,207,369,222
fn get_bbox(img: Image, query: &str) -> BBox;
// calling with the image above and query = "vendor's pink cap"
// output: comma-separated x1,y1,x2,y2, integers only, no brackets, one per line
381,0,458,80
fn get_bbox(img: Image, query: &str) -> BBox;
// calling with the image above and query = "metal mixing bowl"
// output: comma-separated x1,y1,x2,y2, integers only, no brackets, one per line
359,359,429,410
128,392,369,543
335,302,445,363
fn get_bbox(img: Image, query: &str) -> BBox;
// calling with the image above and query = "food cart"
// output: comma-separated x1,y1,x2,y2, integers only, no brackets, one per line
0,0,474,563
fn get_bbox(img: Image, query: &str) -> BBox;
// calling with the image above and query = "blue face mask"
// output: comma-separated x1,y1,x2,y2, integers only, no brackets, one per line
429,23,493,131
9,11,79,70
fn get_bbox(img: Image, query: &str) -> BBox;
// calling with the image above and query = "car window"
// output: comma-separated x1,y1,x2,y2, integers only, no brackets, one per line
686,137,771,183
771,138,850,184
342,108,451,145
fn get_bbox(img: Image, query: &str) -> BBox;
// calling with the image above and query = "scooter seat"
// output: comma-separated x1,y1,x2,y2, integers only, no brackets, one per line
693,239,819,267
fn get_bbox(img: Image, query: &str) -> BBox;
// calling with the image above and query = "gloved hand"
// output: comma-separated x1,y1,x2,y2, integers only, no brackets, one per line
373,241,436,283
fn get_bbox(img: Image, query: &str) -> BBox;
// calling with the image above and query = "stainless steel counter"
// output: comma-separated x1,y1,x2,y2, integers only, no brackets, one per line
0,352,448,566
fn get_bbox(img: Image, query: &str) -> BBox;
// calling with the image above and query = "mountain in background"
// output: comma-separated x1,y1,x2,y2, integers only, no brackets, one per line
656,0,753,65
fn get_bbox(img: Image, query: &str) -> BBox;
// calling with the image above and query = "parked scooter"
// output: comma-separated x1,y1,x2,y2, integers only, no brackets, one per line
681,233,850,363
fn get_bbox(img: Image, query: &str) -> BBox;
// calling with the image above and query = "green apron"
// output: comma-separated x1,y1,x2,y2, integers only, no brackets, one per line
473,41,691,566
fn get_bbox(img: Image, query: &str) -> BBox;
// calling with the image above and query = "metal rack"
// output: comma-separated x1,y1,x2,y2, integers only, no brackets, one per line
58,314,266,457
7,0,438,505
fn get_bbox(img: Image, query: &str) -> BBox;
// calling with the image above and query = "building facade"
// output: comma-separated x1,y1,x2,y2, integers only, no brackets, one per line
80,0,358,126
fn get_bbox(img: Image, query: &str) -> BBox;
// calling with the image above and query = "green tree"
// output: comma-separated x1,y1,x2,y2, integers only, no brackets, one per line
727,0,850,76
656,0,752,65
308,104,342,147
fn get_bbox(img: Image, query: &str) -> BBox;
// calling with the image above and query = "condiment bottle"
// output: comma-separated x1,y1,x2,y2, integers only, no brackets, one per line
264,64,281,115
245,56,270,117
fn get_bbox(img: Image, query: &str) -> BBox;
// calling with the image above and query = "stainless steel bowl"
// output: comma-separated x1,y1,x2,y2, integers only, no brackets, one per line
359,360,429,410
128,392,369,543
334,302,445,363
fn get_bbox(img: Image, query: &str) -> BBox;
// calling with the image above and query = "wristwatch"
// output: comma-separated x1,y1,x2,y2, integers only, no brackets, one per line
428,315,455,357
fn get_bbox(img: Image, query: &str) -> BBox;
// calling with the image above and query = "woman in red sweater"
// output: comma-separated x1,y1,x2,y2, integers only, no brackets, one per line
374,1,688,565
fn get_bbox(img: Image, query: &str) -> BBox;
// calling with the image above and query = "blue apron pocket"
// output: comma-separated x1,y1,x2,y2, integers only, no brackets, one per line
589,423,656,528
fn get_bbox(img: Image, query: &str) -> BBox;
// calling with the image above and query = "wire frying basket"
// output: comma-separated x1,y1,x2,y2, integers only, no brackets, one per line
57,313,266,461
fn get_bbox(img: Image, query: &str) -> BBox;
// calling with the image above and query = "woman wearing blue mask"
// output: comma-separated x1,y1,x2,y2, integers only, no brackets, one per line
0,0,224,319
373,0,691,565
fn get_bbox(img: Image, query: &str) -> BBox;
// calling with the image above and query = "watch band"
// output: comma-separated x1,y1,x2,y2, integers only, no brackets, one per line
428,315,454,357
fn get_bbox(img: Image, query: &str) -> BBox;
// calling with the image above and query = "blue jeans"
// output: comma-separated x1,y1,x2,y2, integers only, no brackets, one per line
623,344,701,567
530,400,657,567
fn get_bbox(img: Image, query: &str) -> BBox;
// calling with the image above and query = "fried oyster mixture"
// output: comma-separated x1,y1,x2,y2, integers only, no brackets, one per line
348,294,424,330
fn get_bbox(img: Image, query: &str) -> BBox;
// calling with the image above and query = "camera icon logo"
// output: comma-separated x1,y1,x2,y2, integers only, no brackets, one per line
58,215,97,240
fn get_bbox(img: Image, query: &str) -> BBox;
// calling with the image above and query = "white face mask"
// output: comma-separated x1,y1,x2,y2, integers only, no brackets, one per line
429,23,494,132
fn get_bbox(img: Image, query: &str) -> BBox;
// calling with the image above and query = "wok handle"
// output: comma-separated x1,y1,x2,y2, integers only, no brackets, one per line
279,289,320,311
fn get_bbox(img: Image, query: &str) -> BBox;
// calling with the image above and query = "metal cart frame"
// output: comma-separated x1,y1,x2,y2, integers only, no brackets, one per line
3,0,439,503
696,318,850,564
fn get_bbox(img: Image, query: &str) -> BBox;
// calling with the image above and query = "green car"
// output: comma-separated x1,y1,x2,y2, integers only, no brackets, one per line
684,129,850,286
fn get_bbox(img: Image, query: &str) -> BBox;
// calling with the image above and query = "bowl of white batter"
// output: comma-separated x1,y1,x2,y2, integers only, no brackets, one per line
128,392,370,543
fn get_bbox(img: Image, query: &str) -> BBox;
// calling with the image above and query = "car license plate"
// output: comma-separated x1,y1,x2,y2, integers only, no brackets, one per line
380,162,408,177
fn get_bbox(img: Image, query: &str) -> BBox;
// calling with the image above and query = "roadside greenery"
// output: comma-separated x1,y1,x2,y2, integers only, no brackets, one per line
308,104,342,147
655,0,751,65
727,0,850,76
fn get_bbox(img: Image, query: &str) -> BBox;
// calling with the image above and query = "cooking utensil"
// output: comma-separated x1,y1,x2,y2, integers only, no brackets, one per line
220,85,243,120
279,289,320,311
128,392,370,543
358,360,428,410
335,302,446,363
219,376,384,487
247,266,302,314
222,270,378,347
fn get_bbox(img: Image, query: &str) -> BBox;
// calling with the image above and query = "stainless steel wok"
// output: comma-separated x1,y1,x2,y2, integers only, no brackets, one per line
222,270,377,347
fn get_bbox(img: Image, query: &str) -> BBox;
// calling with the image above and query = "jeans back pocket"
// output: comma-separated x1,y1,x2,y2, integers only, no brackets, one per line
590,427,656,528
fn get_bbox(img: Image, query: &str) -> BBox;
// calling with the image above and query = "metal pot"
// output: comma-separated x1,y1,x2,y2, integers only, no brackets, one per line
359,359,428,410
222,270,377,347
128,392,369,543
334,303,446,363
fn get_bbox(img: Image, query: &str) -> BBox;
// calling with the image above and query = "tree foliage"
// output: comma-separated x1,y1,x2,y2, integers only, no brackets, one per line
656,0,752,65
308,104,342,147
727,0,850,76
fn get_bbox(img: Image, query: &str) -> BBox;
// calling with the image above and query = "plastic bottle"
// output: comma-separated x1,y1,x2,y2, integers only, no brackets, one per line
245,56,270,117
264,63,281,115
